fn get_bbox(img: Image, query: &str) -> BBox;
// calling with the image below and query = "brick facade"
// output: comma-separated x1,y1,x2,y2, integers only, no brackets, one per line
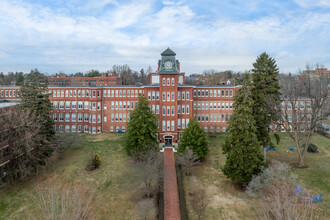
0,49,238,147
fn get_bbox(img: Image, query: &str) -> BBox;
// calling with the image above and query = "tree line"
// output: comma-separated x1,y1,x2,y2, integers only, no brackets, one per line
0,65,153,86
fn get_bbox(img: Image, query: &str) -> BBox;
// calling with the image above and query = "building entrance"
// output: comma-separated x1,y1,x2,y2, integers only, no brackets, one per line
164,136,173,146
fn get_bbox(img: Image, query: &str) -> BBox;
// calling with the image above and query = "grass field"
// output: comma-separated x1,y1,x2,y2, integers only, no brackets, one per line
0,132,329,219
0,133,139,220
184,132,330,219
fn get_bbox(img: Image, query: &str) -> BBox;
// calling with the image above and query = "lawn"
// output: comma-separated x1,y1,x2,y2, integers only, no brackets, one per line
0,132,328,219
183,132,330,219
0,133,140,220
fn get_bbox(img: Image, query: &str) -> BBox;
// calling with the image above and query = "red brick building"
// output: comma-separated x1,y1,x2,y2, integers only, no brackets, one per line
0,48,238,148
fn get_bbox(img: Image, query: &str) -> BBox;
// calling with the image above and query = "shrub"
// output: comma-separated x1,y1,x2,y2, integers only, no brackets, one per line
176,147,200,176
257,179,323,220
32,174,95,220
307,143,318,153
86,153,101,171
246,161,297,198
247,161,324,219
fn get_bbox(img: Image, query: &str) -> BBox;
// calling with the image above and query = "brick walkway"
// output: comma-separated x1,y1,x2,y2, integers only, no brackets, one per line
164,148,181,220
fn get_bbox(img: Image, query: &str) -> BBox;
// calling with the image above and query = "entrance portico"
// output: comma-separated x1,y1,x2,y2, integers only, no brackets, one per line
164,136,173,146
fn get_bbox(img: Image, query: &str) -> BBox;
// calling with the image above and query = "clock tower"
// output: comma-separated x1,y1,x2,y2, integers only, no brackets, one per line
158,47,180,74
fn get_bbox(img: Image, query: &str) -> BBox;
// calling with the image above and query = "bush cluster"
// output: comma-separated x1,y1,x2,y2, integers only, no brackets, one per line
86,153,101,171
307,143,318,153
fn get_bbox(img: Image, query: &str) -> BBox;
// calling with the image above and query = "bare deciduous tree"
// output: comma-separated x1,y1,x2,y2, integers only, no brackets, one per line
189,189,209,220
134,151,163,198
0,108,43,182
278,65,329,167
134,198,157,220
51,133,83,159
176,147,200,176
247,161,325,219
32,174,95,220
257,179,324,220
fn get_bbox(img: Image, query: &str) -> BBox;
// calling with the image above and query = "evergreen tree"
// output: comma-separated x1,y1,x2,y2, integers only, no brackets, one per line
251,53,281,152
20,69,55,141
125,96,158,157
179,118,208,159
16,72,25,85
222,74,265,185
0,72,4,85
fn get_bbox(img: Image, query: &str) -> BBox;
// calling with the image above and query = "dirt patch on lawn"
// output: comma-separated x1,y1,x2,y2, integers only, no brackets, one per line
89,133,121,142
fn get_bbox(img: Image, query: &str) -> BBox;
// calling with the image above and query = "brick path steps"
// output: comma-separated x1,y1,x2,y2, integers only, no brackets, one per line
163,148,181,220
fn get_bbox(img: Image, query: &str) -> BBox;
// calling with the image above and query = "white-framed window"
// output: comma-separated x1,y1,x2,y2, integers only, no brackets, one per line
59,113,64,121
65,101,71,109
162,121,166,131
72,101,77,109
53,101,58,109
65,113,70,122
78,113,83,122
72,113,76,122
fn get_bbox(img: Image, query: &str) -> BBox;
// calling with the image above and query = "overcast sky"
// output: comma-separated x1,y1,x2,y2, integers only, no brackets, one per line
0,0,329,75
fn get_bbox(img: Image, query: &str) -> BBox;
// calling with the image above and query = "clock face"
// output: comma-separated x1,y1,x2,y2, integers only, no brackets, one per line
164,60,173,69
